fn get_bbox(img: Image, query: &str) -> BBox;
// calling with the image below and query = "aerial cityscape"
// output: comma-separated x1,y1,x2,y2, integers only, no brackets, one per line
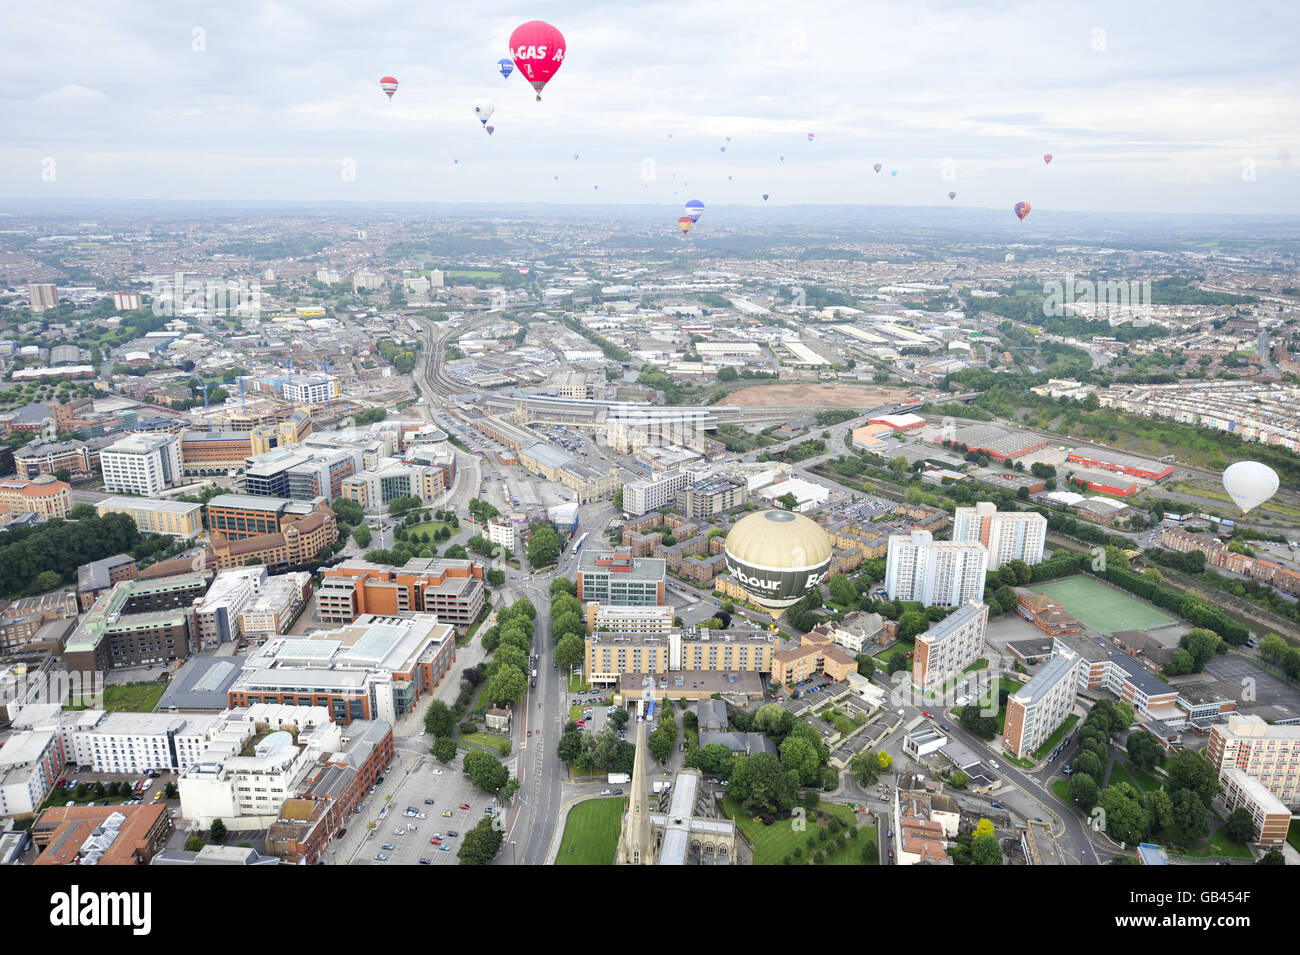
0,3,1297,905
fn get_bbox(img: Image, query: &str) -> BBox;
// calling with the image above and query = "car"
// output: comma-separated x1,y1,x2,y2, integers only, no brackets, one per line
430,837,442,845
420,729,427,736
424,798,435,805
447,830,458,837
575,720,585,727
988,759,1000,770
394,827,406,835
938,723,950,732
381,843,395,850
418,857,432,865
1048,752,1057,763
442,810,453,817
432,769,443,776
459,803,470,810
484,807,494,815
439,844,452,851
337,828,347,838
417,812,427,819
374,853,389,862
601,788,612,795
1061,764,1073,776
886,828,893,838
990,800,1005,810
613,789,624,795
921,711,932,718
527,730,532,737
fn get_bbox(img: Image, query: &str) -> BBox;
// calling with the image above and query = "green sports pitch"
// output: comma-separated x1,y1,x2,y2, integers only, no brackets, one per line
1029,575,1174,635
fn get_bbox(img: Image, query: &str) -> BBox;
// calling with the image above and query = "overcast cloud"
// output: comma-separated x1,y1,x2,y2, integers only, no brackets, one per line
1,0,1297,214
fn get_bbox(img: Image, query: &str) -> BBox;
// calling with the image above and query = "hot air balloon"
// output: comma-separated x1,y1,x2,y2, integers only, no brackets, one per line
949,191,957,200
724,511,832,621
890,169,898,176
807,133,815,142
1043,154,1053,165
727,175,732,180
1223,461,1279,514
498,58,514,80
873,163,882,173
574,154,579,160
519,267,529,276
762,193,770,200
593,185,598,190
379,76,399,99
725,136,731,142
684,199,705,223
510,20,566,101
720,146,726,152
1014,201,1031,221
779,156,784,162
485,125,495,135
473,100,494,125
677,216,694,235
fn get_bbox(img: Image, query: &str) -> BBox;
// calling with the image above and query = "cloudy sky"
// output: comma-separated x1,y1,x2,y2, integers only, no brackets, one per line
2,0,1297,214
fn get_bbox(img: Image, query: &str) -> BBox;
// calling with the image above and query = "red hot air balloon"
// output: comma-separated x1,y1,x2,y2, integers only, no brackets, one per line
380,76,399,99
1014,201,1031,221
1043,154,1053,164
510,20,566,101
677,217,694,235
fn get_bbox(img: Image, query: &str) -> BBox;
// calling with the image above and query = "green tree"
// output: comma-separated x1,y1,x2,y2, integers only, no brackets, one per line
1257,850,1285,865
1224,807,1255,844
779,736,822,786
897,610,928,642
463,749,510,793
1126,729,1164,772
527,526,560,567
1073,750,1104,784
970,832,1002,865
424,700,457,737
458,816,503,865
752,702,795,740
775,491,798,511
185,835,206,852
848,750,882,787
1165,750,1219,805
431,736,458,762
554,633,585,672
1067,774,1099,810
556,721,584,765
209,818,227,843
728,752,798,814
827,574,856,606
1170,789,1211,842
1097,783,1152,847
483,664,528,707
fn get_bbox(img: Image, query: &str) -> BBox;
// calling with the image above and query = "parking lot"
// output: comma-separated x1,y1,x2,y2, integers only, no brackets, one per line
350,754,503,866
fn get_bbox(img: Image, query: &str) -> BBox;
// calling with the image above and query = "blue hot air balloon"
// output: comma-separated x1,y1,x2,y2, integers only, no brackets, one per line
498,58,514,80
890,169,898,176
684,199,705,223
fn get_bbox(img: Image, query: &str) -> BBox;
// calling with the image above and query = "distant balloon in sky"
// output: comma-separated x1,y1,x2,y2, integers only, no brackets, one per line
519,267,529,276
498,58,514,80
1014,201,1031,220
677,216,694,235
728,175,732,180
594,185,598,190
510,20,566,100
485,125,495,135
379,76,398,99
725,136,731,142
473,100,494,125
807,133,814,141
890,169,898,176
779,156,784,162
453,159,459,164
720,146,726,152
949,191,957,200
684,199,705,223
873,163,882,173
762,193,769,200
574,154,579,160
1043,153,1053,164
1223,461,1279,514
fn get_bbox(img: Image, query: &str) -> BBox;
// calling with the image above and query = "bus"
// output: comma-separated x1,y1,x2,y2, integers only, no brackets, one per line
573,532,589,555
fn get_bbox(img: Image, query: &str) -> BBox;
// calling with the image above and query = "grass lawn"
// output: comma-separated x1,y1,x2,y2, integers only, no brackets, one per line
405,520,452,541
723,798,874,865
1107,757,1163,793
1031,714,1079,761
927,658,989,699
567,672,589,693
65,681,165,713
1051,779,1072,802
1181,827,1254,860
872,641,913,667
459,732,510,756
556,797,627,865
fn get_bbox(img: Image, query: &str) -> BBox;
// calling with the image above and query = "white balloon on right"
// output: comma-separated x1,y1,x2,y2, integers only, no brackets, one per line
1222,461,1279,514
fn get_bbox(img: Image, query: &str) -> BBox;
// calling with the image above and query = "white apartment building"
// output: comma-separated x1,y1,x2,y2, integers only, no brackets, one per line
193,568,263,648
7,705,221,777
585,602,676,635
1002,648,1081,758
622,470,691,516
281,374,339,406
951,502,1047,570
99,432,182,495
487,513,528,555
179,704,340,828
238,572,310,638
885,531,988,607
1208,715,1300,809
911,601,989,692
0,728,64,817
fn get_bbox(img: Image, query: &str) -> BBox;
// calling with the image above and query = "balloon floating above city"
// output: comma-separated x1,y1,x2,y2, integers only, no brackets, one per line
379,76,398,99
510,20,566,101
1222,461,1279,514
723,511,832,620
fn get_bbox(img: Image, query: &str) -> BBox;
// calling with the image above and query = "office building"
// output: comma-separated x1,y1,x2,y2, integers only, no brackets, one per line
315,559,484,630
885,531,988,607
205,493,323,540
0,475,72,519
243,446,360,500
238,573,311,639
99,432,182,495
13,439,95,479
1218,768,1291,846
28,284,57,312
192,568,263,648
339,459,447,509
63,573,210,673
33,804,173,866
676,475,746,520
1207,715,1300,809
912,601,990,693
95,496,203,539
1003,648,1082,758
951,502,1046,570
486,513,531,555
226,614,457,724
577,550,665,606
585,603,675,636
622,470,691,517
205,500,338,573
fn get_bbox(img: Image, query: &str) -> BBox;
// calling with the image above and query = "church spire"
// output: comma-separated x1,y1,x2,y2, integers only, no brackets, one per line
618,714,653,865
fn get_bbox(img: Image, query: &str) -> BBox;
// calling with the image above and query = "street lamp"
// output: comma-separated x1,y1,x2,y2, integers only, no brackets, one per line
510,839,517,865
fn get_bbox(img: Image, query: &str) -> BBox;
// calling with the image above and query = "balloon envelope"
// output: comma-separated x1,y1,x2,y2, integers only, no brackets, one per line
1043,154,1053,164
762,194,769,200
676,216,694,235
1223,461,1279,514
485,125,494,135
949,191,957,199
807,133,814,141
497,58,514,79
684,199,705,222
510,20,566,99
379,76,398,98
473,100,494,124
873,163,882,173
890,169,898,176
1014,201,1031,221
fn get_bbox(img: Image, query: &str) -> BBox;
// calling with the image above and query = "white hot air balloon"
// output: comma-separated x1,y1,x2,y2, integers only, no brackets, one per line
473,100,494,125
1222,461,1279,514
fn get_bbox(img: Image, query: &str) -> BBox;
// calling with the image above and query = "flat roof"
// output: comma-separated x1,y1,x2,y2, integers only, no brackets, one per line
97,496,201,515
